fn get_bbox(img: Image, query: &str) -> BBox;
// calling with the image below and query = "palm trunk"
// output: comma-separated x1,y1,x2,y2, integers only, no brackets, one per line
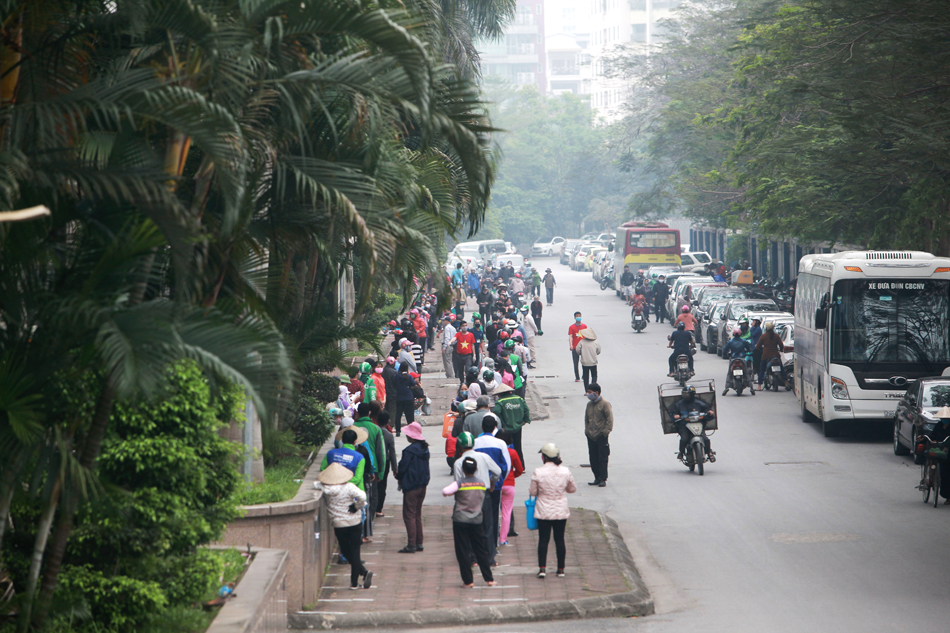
17,477,62,633
0,447,29,550
33,380,116,629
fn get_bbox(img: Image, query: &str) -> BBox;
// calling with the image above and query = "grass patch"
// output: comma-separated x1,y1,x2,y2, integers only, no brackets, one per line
234,455,308,506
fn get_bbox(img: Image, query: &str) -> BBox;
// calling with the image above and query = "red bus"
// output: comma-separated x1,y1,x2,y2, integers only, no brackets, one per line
613,221,682,280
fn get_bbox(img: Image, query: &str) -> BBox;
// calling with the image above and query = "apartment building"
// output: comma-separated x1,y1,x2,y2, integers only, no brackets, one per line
478,0,547,93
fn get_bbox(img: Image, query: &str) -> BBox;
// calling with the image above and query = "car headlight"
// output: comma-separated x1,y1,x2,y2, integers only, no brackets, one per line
830,377,850,400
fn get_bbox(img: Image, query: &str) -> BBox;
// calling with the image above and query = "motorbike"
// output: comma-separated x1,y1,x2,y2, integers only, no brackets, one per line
659,380,718,477
600,265,615,291
726,357,755,396
631,305,647,332
762,356,790,391
678,410,715,475
783,357,795,393
674,353,694,386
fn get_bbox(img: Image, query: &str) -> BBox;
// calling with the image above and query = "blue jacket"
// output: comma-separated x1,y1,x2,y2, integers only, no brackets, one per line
723,337,753,360
749,325,763,348
474,433,509,492
394,372,416,402
396,441,430,492
468,273,481,292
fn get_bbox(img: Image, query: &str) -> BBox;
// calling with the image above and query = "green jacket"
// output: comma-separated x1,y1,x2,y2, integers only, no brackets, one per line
355,417,386,476
493,394,531,433
509,353,525,389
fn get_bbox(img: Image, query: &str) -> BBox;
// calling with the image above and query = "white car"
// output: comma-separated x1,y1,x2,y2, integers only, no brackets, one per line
532,236,565,257
679,251,714,273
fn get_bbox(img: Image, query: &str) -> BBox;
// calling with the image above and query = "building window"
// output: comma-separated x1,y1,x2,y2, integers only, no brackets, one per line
631,23,646,42
537,4,542,13
629,0,646,9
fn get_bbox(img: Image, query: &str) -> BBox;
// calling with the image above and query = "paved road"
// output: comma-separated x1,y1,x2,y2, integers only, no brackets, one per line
389,259,950,632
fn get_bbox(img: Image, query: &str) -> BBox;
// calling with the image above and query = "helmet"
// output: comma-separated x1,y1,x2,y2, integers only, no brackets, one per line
652,273,657,279
400,338,411,348
483,370,495,381
682,385,696,397
682,305,691,313
388,320,398,327
457,431,475,449
733,327,742,337
359,361,371,373
504,339,515,349
764,321,775,331
499,331,509,340
410,309,419,316
472,312,481,319
751,316,762,324
466,366,479,381
520,306,528,312
515,273,520,278
385,356,395,365
512,333,523,342
676,321,685,329
737,317,749,325
393,328,403,335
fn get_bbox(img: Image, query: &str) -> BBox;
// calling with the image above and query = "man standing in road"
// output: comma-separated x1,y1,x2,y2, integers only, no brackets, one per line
653,275,670,323
568,311,587,383
584,383,613,487
543,268,557,305
619,265,635,300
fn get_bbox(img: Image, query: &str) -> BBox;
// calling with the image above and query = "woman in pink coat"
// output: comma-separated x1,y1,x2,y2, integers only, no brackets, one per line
528,442,577,578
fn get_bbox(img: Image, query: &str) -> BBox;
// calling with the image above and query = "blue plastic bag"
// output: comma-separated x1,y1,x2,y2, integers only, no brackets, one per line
524,496,538,530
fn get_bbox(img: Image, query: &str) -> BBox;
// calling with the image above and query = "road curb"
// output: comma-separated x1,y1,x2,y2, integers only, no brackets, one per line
288,511,653,630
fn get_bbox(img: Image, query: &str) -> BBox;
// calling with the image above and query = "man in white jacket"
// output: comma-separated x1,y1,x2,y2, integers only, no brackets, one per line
574,328,602,392
520,306,539,367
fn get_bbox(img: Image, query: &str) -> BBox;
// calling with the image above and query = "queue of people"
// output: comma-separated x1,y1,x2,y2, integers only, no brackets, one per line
314,274,587,591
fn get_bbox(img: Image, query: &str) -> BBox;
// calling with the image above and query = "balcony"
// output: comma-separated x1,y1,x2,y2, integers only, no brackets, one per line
507,43,536,55
515,72,537,85
551,66,579,76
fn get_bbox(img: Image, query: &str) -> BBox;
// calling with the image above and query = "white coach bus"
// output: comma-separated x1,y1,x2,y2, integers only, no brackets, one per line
795,251,950,437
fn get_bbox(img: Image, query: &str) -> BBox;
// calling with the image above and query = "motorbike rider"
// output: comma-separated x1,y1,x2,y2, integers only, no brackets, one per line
671,385,716,462
754,321,785,387
737,316,751,341
629,288,648,323
929,407,950,504
722,328,754,396
667,321,695,377
620,265,635,299
673,305,698,331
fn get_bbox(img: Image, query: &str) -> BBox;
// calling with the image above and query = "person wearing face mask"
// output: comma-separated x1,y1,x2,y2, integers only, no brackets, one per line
584,384,613,487
568,312,587,383
471,314,485,365
450,320,477,385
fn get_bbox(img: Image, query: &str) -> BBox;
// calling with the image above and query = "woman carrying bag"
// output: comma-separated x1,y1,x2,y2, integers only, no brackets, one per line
315,463,373,590
528,443,576,579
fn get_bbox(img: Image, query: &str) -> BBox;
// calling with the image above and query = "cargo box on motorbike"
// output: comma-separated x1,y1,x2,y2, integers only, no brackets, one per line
658,380,718,434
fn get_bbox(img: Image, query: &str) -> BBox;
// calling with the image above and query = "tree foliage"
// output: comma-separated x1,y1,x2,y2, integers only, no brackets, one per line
613,0,950,251
477,79,626,243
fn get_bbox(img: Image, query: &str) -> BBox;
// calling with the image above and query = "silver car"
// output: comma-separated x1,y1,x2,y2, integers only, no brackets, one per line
716,299,778,356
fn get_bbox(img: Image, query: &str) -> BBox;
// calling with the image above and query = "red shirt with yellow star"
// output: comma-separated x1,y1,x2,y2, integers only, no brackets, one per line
455,331,476,355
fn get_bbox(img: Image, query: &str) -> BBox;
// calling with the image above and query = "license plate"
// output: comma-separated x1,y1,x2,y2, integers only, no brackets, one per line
733,369,744,377
635,316,642,321
771,366,781,372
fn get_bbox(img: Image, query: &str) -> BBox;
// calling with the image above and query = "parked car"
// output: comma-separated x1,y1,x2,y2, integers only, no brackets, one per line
591,250,608,280
665,274,704,323
715,299,778,356
532,236,565,257
703,300,731,353
571,243,596,270
694,286,750,348
775,322,794,367
505,241,517,254
894,377,950,461
585,247,608,272
679,251,714,273
560,239,583,265
488,253,525,272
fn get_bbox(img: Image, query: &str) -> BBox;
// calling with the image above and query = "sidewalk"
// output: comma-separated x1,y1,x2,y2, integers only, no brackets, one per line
290,505,652,629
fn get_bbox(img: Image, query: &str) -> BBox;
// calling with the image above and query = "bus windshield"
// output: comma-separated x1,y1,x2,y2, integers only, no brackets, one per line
628,231,677,249
830,279,950,366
